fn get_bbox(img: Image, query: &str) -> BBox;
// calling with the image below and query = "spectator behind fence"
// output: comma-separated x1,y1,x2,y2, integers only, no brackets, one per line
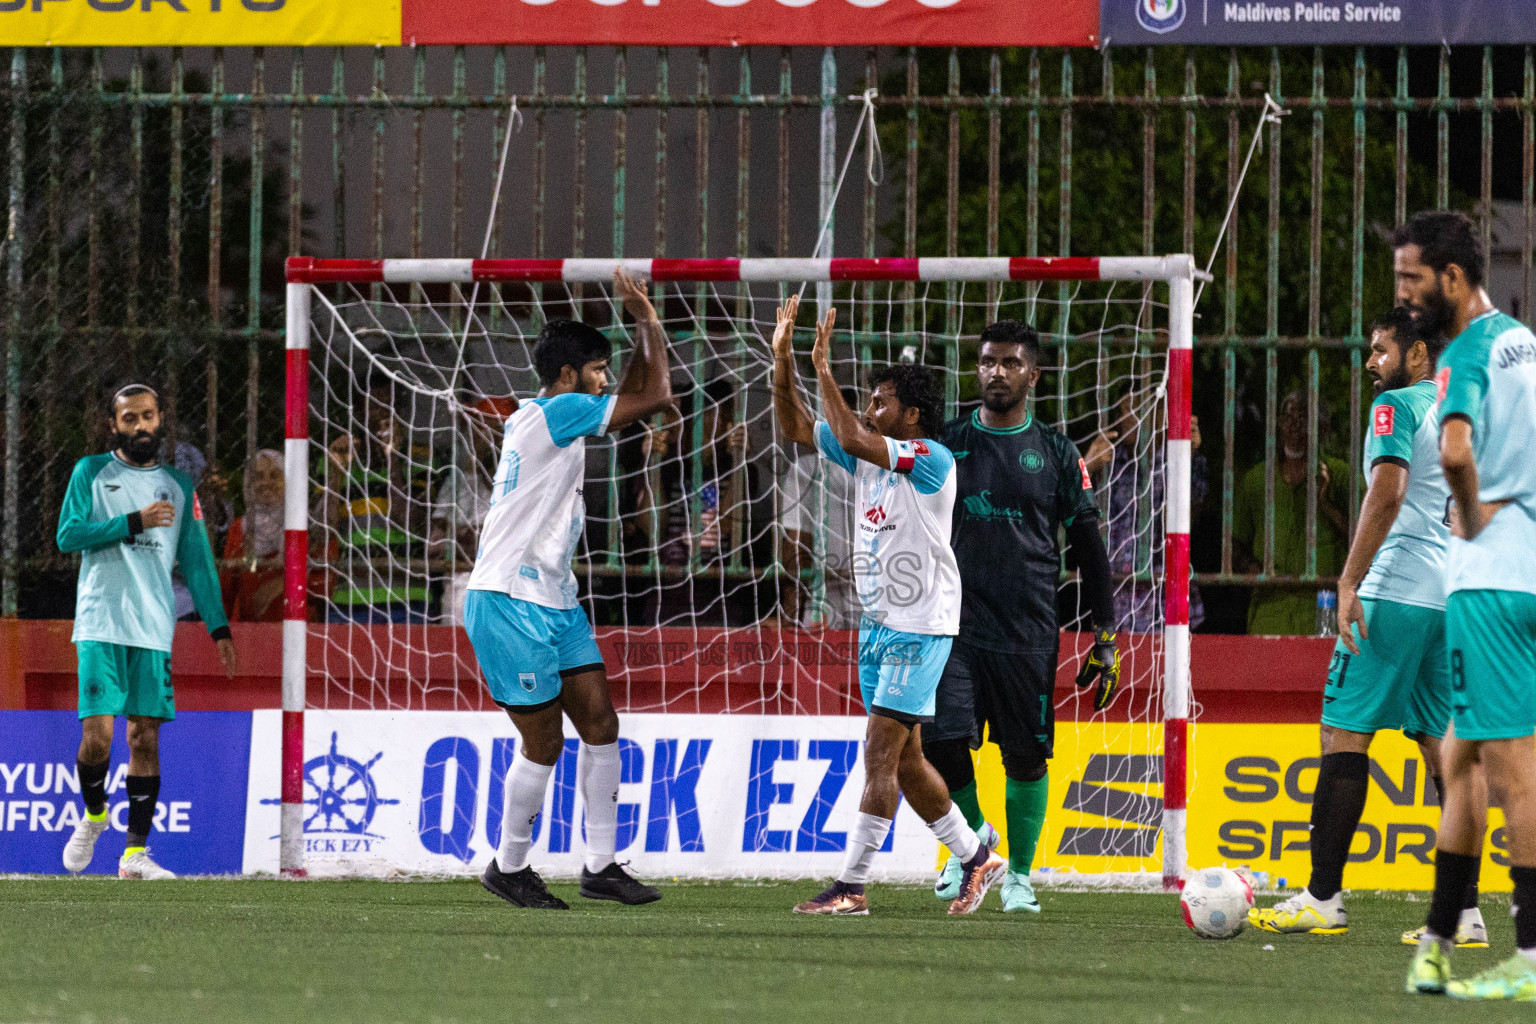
776,386,861,629
320,390,434,624
432,397,514,625
1082,390,1207,634
1231,389,1351,635
222,448,286,622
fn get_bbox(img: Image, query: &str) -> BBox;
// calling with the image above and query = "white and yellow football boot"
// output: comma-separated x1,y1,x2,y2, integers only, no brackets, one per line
1401,907,1489,948
1247,891,1346,935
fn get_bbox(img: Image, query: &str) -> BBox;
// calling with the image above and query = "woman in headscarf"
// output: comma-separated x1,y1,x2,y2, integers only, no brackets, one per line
222,448,286,621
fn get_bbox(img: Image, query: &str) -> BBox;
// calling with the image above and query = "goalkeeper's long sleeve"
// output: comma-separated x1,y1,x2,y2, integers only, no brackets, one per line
1065,515,1114,633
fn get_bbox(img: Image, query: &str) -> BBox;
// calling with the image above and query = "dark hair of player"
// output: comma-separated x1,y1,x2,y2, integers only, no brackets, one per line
1389,210,1486,288
867,363,944,438
1371,305,1445,364
533,318,612,387
977,319,1041,369
109,383,160,417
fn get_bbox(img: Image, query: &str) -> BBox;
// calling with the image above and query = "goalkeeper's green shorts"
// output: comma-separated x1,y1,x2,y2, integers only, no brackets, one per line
76,641,175,721
1446,589,1536,742
1320,597,1449,739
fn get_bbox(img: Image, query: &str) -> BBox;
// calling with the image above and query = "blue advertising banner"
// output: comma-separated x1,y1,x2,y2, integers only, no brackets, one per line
0,711,252,875
1103,0,1536,46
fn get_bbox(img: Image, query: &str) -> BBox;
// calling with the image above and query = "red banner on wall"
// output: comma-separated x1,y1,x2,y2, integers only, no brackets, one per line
402,0,1098,48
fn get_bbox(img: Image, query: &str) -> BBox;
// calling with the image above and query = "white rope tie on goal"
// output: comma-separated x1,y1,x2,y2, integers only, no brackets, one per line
1193,93,1288,311
798,88,884,302
451,95,525,398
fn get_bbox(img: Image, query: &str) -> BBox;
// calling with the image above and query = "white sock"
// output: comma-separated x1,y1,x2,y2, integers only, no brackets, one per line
1520,948,1536,965
836,812,893,885
926,803,981,863
496,753,555,873
1460,906,1484,927
580,741,621,874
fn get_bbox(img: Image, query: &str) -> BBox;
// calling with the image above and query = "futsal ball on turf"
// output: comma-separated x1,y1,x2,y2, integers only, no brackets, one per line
1179,867,1254,939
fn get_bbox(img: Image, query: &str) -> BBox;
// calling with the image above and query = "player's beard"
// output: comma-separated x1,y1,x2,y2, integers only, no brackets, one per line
980,383,1025,415
112,426,162,464
1371,363,1411,396
1409,276,1455,340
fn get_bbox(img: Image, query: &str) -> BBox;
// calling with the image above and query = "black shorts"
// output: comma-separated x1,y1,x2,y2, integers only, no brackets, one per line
929,639,1058,761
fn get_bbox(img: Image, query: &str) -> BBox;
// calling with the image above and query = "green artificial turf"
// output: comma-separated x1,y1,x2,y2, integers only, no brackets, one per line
1,879,1531,1024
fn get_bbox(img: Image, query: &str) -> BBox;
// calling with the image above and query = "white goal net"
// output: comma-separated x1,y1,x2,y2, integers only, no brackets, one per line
277,256,1194,884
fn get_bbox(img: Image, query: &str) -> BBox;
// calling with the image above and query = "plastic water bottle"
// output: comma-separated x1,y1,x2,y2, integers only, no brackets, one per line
1316,590,1338,638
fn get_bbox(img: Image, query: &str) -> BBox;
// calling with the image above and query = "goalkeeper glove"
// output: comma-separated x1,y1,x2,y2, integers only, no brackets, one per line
1075,629,1122,712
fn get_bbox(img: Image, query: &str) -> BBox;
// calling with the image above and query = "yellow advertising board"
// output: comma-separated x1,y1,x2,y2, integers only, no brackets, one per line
969,722,1509,891
0,1,400,47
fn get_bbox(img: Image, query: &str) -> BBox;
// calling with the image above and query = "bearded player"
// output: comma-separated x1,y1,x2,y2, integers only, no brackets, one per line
468,269,670,910
923,320,1121,914
1251,306,1487,942
59,384,238,879
1399,211,1536,1000
771,294,1005,916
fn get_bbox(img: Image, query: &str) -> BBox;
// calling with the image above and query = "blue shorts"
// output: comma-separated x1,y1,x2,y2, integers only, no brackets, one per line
1447,590,1536,742
464,591,606,710
857,621,954,724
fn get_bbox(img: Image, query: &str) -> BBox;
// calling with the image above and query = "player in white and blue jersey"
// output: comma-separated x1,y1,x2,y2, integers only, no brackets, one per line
1396,211,1536,999
58,384,238,880
771,293,1005,916
468,270,672,910
1253,307,1486,942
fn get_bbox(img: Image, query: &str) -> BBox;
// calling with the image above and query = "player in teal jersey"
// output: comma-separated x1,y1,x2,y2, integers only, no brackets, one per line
1394,211,1536,1000
57,385,237,880
1252,307,1486,942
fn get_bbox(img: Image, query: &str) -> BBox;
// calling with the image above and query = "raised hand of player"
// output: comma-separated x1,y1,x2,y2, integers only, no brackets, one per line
1074,629,1122,712
613,267,659,324
1337,582,1366,656
810,307,837,376
771,293,800,364
138,500,175,530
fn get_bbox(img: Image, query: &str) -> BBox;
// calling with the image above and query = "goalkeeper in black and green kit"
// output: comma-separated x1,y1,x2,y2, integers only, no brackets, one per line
58,385,237,878
923,320,1121,914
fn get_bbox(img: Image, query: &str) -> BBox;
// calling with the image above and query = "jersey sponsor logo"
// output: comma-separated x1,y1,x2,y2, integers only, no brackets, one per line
911,440,930,456
1079,458,1093,491
1436,366,1451,402
104,484,120,492
864,505,888,526
1019,449,1045,473
1373,404,1395,437
961,489,1026,523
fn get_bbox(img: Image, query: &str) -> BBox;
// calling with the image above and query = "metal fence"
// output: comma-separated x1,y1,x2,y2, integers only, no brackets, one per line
2,43,1533,629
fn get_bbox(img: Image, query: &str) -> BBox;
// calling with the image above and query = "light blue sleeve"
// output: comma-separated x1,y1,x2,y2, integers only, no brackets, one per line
813,420,859,476
541,393,618,447
1365,390,1417,467
886,437,955,495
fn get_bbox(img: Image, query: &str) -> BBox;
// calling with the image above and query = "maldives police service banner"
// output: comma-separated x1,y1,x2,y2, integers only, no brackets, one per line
1104,0,1536,46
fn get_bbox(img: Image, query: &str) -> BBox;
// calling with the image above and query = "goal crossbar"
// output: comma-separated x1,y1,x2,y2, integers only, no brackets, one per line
280,255,1195,887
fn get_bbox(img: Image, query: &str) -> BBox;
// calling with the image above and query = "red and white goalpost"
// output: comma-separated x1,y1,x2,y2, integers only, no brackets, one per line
280,255,1194,885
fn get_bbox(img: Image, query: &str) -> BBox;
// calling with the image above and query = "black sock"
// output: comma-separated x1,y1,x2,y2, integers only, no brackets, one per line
1426,851,1479,941
837,880,865,896
124,775,159,848
1514,867,1536,950
77,759,109,816
1307,752,1369,901
1464,854,1482,911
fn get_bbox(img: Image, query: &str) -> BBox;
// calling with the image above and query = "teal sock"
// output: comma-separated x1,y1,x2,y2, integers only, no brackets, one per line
1005,775,1050,875
950,780,986,832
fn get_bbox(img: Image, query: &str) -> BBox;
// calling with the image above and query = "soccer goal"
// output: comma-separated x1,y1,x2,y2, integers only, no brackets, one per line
277,255,1195,887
